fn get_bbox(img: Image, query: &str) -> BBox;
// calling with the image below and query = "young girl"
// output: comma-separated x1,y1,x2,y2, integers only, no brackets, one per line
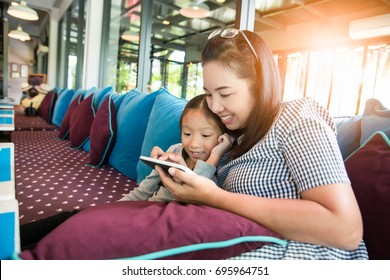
119,94,233,202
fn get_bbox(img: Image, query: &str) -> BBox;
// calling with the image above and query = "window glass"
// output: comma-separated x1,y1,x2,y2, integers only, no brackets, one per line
186,62,204,100
328,47,364,116
150,59,162,92
283,52,308,101
166,61,183,97
57,16,68,87
278,42,390,116
371,45,390,107
102,0,140,93
57,0,87,89
306,50,333,109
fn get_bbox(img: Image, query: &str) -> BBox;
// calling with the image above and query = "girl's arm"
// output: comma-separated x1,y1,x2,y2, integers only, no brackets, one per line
118,169,161,201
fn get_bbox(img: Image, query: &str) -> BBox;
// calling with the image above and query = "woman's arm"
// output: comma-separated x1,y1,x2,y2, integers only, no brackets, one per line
156,167,363,250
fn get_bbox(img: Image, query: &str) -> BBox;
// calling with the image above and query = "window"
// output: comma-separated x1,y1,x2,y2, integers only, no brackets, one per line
185,62,204,100
57,0,87,89
277,42,390,116
100,0,140,93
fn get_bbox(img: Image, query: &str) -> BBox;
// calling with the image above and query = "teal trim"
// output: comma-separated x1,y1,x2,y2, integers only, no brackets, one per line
11,252,21,260
91,92,96,117
12,236,287,260
59,130,69,140
73,136,90,150
118,236,288,260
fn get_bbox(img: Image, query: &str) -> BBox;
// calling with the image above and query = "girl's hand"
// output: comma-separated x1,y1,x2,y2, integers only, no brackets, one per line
155,166,221,205
207,133,235,166
150,146,165,159
216,133,234,153
151,147,187,166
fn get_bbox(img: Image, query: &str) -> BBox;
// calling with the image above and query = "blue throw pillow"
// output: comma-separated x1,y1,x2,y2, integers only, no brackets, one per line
108,89,162,180
111,93,126,111
84,87,97,99
51,88,75,127
335,115,362,160
136,89,187,182
361,99,390,145
83,139,91,152
92,86,113,112
71,88,85,103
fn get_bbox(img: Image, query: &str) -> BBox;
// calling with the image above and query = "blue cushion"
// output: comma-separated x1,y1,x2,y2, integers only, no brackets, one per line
51,88,75,127
136,89,187,182
83,139,90,152
361,99,390,145
92,86,113,112
71,88,85,103
84,87,97,99
335,115,362,160
112,93,126,111
109,89,164,180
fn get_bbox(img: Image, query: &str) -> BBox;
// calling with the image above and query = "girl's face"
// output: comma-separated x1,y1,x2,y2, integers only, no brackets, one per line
203,61,255,130
181,109,222,167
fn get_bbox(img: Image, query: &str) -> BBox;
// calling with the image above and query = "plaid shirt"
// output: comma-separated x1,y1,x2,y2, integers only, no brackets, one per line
219,98,368,259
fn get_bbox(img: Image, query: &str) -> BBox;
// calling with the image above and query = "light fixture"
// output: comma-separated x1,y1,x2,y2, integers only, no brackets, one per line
8,23,31,41
37,44,49,54
121,30,139,42
180,2,210,19
349,14,390,40
7,1,39,21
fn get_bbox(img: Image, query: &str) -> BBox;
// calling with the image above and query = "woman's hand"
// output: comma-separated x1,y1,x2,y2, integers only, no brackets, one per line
155,166,221,204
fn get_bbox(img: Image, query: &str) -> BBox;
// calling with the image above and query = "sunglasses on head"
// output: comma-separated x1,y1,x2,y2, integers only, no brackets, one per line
207,28,260,64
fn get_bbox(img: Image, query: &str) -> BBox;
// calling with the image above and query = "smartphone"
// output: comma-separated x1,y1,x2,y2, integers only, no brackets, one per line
139,156,196,175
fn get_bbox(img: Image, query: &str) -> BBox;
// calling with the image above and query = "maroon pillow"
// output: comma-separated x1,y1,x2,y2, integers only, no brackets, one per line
18,201,283,260
69,94,95,149
344,131,390,260
37,92,51,120
58,94,83,139
38,91,57,123
89,95,117,167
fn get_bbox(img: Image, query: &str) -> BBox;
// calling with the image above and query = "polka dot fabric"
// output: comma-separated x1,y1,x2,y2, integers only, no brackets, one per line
14,115,58,131
11,131,138,224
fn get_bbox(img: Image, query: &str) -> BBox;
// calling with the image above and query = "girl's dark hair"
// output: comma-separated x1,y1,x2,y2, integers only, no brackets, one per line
202,30,282,159
28,88,39,98
180,94,229,135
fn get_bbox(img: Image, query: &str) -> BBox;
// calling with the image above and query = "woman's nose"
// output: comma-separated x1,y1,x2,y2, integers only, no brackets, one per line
208,99,223,114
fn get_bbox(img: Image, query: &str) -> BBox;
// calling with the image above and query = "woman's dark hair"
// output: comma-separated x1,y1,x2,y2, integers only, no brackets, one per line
202,30,281,159
180,94,229,135
28,88,39,98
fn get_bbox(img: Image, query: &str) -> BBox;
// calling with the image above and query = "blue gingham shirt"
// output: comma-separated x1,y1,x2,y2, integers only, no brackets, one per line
220,98,368,259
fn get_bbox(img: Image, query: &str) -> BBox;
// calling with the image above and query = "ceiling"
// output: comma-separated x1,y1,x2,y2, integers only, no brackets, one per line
1,0,390,54
121,0,390,58
0,0,52,44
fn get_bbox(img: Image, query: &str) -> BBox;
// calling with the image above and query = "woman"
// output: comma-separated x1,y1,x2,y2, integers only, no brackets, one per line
153,29,368,259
